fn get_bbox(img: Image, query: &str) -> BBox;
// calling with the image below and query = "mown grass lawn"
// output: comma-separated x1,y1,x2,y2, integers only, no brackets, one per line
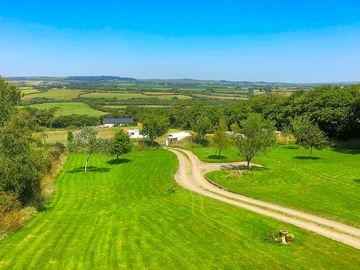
195,144,360,227
0,150,359,269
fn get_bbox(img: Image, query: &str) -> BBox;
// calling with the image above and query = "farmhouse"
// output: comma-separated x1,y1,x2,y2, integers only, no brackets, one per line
126,129,145,139
166,132,191,146
102,118,134,128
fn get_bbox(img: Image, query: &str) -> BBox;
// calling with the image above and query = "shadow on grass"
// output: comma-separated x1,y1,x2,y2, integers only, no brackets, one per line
286,145,299,150
68,166,111,173
208,155,226,160
354,179,360,184
293,156,323,160
332,147,360,155
107,158,131,165
222,165,268,171
331,139,360,155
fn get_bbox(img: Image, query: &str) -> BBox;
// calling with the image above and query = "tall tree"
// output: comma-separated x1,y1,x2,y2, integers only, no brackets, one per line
68,127,110,173
291,116,328,158
142,114,169,144
0,110,47,202
232,114,276,169
0,77,20,126
213,118,230,156
192,114,213,143
111,130,133,160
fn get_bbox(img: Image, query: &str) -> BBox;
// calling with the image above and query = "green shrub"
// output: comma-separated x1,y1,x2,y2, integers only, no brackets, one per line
0,192,21,213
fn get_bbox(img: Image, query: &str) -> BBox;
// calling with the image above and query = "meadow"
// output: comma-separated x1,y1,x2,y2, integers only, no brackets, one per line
19,86,41,96
190,144,360,227
27,102,105,117
0,150,358,269
22,89,88,100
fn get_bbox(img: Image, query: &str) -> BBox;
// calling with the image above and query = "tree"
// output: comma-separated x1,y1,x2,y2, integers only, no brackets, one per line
0,77,20,126
291,116,328,158
111,130,133,160
68,127,110,173
0,110,47,203
281,124,292,145
232,113,276,169
213,118,230,156
192,114,213,144
67,130,74,144
142,114,169,144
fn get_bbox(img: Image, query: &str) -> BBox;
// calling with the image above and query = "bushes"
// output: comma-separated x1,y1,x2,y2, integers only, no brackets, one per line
52,114,99,128
48,142,66,161
0,192,21,214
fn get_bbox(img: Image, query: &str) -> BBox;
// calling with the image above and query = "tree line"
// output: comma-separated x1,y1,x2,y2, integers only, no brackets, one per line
0,78,65,217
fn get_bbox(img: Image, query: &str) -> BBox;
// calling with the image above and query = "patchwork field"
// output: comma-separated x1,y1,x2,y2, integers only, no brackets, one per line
190,144,360,227
103,105,170,109
193,94,247,100
80,92,192,100
0,150,358,269
27,102,105,117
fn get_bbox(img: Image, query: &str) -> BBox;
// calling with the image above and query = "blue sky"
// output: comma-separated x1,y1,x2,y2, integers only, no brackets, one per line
0,0,360,82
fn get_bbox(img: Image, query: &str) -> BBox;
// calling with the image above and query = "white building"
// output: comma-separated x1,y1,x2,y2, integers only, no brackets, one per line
166,132,191,146
126,129,145,139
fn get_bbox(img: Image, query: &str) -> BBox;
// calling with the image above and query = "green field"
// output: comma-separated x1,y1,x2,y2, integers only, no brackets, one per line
22,89,87,100
191,144,360,227
0,150,358,269
27,102,105,117
19,87,41,95
81,91,192,100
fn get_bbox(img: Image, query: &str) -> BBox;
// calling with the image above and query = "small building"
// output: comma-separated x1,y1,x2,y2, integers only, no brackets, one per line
166,132,191,146
126,129,145,139
102,118,134,128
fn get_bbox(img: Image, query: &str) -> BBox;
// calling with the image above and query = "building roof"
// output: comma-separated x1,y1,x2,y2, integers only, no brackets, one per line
103,118,134,125
168,132,191,138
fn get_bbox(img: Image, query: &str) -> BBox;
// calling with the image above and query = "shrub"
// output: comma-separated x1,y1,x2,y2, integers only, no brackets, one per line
48,142,66,161
0,192,21,214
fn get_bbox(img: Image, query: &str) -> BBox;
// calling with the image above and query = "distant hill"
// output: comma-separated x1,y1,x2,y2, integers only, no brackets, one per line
5,76,359,87
67,76,136,82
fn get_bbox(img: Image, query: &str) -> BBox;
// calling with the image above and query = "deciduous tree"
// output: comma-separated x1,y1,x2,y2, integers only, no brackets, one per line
192,114,212,144
142,114,169,144
68,127,110,173
291,116,328,158
0,77,20,126
213,118,230,156
232,114,276,169
111,130,133,160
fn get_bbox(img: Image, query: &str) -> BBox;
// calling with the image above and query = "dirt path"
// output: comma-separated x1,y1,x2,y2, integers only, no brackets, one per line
168,147,360,250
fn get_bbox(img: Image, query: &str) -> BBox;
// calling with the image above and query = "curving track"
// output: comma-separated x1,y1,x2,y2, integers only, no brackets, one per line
168,147,360,249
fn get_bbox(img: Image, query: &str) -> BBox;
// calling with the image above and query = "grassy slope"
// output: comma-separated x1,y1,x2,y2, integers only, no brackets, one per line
27,102,105,117
0,150,359,269
192,145,360,227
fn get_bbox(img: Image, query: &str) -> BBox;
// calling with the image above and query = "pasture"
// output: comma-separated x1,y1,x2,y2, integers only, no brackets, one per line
19,86,41,96
0,150,358,269
22,89,88,100
191,144,360,227
27,102,105,117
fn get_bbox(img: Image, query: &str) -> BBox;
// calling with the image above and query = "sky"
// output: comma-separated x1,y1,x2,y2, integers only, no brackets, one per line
0,0,360,82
